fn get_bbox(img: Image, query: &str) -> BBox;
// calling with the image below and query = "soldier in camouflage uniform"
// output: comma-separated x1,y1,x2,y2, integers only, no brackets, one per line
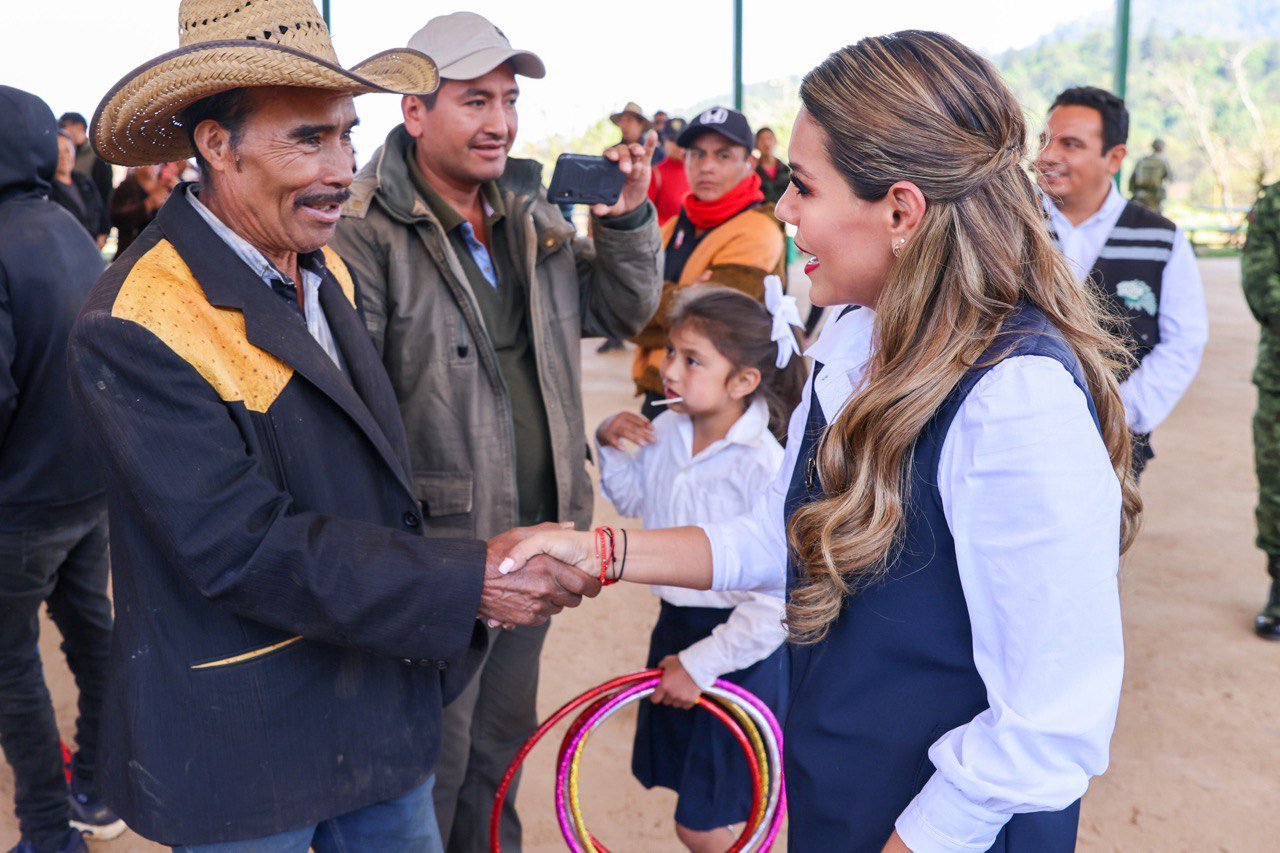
1242,180,1280,638
1129,139,1172,213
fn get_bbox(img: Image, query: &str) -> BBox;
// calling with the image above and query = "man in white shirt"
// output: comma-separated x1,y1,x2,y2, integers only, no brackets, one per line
1037,86,1208,476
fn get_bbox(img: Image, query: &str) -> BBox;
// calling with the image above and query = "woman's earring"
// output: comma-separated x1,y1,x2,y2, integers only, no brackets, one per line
891,237,907,258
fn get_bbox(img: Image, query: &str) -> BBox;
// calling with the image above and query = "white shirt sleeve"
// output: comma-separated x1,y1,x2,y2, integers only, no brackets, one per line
1119,230,1208,434
677,593,788,690
596,439,647,520
698,385,809,599
895,356,1124,853
678,457,789,689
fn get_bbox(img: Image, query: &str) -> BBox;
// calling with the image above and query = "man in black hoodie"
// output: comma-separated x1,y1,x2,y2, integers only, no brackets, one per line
0,87,123,853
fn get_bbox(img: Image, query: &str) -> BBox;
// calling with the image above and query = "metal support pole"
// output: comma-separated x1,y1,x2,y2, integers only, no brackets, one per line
322,0,331,30
733,0,743,111
1113,0,1131,100
1113,0,1130,187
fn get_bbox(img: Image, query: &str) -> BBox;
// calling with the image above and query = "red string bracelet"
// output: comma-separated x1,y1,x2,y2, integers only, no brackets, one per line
594,526,618,586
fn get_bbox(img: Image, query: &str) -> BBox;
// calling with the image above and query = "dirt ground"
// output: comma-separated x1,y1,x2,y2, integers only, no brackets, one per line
5,257,1279,851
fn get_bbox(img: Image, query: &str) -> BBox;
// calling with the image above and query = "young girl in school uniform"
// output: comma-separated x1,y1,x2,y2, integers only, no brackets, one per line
594,282,804,852
504,30,1141,853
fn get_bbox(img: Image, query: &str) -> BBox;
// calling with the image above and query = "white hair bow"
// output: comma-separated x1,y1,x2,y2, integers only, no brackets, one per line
763,275,803,368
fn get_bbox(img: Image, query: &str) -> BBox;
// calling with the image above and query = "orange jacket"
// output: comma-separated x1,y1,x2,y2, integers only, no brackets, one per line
630,206,785,395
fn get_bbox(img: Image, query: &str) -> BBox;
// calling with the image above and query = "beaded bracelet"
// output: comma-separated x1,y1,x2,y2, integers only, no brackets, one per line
593,526,618,586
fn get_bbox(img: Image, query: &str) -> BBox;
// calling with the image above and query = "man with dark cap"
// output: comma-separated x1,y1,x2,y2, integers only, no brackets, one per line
630,106,785,418
1,86,121,853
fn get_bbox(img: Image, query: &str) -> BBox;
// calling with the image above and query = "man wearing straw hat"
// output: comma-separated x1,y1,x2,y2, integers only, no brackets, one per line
611,101,653,147
66,1,600,849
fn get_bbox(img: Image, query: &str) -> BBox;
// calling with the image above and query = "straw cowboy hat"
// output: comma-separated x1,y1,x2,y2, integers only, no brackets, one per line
92,0,439,166
609,101,652,129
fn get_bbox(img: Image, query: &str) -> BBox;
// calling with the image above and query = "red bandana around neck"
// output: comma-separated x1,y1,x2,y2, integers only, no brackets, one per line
682,171,765,231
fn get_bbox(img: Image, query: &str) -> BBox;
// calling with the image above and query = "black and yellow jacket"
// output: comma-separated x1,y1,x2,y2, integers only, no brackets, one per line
67,187,488,846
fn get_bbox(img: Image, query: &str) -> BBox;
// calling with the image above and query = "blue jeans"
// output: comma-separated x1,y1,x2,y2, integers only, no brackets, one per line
172,776,443,852
0,512,112,848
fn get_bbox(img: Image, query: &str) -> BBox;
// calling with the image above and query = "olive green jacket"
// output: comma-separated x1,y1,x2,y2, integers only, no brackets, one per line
332,126,663,537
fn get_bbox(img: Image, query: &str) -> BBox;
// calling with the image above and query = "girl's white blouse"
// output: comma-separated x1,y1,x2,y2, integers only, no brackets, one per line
597,398,787,691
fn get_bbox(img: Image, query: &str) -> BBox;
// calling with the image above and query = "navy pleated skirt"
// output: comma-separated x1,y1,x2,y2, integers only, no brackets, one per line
631,601,787,831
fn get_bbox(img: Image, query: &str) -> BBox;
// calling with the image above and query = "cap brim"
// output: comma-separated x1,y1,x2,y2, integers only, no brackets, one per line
438,46,546,81
676,125,750,150
91,41,438,166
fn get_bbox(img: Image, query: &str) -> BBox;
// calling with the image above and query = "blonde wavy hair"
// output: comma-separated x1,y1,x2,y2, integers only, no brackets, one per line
786,31,1143,644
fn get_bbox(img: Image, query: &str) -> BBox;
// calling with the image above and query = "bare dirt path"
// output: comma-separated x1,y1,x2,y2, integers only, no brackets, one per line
5,258,1276,851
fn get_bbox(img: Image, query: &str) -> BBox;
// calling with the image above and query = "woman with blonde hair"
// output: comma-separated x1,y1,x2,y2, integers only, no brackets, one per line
502,30,1139,852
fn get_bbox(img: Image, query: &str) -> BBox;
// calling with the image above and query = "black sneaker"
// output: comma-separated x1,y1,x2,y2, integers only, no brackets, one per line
596,337,625,353
67,779,126,841
7,829,88,853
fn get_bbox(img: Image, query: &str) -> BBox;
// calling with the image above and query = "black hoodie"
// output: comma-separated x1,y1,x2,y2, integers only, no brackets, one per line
0,85,105,530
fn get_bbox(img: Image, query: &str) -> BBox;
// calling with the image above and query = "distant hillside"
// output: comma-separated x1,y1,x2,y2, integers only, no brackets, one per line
1031,0,1280,46
999,22,1280,206
518,0,1280,207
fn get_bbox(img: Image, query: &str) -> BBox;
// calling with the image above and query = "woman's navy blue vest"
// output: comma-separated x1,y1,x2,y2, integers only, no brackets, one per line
781,304,1093,851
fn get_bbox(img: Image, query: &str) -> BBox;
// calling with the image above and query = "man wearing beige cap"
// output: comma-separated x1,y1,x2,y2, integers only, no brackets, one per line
332,12,662,851
67,2,599,849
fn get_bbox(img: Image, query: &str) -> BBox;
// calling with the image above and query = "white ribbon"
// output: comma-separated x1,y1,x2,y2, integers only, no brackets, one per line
763,275,803,368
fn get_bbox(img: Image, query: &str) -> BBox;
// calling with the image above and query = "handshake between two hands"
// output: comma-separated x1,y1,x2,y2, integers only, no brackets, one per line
476,523,707,710
477,522,599,630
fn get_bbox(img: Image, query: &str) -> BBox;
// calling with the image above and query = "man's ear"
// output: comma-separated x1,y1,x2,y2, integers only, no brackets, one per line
402,94,427,139
192,119,234,175
728,366,762,402
1105,143,1128,177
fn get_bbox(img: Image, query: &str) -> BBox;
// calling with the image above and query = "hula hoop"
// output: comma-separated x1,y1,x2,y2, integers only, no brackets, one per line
489,669,786,852
558,682,763,852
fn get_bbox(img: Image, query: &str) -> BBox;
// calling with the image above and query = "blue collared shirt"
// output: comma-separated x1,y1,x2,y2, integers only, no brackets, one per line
458,218,498,288
187,186,345,372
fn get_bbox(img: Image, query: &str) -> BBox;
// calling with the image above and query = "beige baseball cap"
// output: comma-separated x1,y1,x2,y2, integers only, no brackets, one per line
408,12,545,81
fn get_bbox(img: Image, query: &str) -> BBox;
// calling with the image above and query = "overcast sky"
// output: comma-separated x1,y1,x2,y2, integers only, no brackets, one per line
4,0,1112,161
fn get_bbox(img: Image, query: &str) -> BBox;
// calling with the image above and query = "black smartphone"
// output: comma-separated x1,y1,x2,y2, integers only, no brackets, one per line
547,154,626,207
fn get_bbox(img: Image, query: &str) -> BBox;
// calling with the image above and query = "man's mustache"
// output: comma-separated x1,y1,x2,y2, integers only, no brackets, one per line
295,189,351,208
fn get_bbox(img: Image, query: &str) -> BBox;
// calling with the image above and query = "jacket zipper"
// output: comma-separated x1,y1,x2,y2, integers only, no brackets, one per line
261,416,290,493
519,198,564,522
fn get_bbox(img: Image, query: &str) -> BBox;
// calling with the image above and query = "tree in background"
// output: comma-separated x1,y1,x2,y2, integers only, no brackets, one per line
520,2,1280,212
